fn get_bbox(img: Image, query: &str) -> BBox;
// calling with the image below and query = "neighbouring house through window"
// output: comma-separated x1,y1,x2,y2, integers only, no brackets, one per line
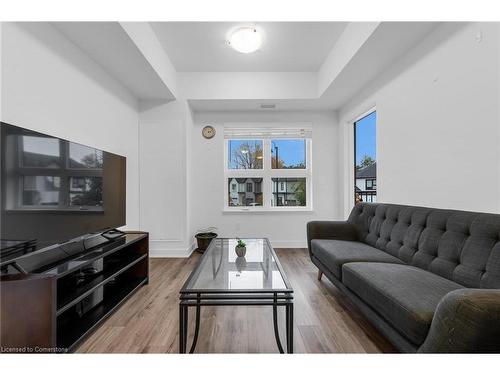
365,178,376,190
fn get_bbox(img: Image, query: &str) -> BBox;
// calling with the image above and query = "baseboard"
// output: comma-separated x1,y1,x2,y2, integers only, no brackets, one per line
149,240,196,258
270,240,307,249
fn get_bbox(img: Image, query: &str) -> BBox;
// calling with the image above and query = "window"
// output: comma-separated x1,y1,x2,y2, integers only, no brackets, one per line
22,176,60,206
227,178,263,207
227,140,263,169
224,126,312,211
14,135,104,210
354,111,377,204
271,140,306,169
22,136,61,168
271,178,306,207
365,178,376,190
69,176,103,206
69,143,103,169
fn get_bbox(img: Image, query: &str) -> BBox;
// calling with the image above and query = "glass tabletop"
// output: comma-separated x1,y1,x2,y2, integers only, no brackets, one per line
181,238,292,293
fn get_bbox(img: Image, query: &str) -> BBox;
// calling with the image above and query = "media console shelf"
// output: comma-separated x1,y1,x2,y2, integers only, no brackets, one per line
0,232,149,353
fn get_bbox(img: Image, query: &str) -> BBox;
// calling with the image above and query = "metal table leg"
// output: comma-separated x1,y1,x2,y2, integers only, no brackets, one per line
286,302,294,353
189,294,201,353
273,294,285,353
179,292,293,354
179,303,188,353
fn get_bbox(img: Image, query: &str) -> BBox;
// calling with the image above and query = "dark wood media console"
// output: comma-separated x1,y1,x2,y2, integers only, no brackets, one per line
0,232,149,352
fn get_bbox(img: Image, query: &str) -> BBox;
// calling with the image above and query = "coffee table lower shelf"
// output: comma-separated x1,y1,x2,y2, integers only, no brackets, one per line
179,291,294,354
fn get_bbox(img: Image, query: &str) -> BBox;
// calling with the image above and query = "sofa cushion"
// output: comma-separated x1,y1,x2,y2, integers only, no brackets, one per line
348,203,500,289
343,262,463,345
310,239,403,279
348,203,431,261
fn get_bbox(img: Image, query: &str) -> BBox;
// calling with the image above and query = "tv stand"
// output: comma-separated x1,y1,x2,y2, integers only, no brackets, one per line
0,231,149,352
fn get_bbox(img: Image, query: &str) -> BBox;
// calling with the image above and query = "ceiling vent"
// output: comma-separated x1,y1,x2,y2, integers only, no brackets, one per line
260,104,276,109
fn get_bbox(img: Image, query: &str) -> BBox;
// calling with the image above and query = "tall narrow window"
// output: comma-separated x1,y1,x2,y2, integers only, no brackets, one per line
354,111,376,204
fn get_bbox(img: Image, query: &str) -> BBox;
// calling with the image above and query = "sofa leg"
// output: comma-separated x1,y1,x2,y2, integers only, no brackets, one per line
317,270,323,281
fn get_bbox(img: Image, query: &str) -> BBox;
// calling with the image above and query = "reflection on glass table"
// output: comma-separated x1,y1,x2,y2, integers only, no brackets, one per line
179,238,293,353
185,238,287,291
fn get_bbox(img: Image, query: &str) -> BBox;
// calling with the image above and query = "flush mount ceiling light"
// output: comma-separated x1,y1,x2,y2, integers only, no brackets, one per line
227,27,262,53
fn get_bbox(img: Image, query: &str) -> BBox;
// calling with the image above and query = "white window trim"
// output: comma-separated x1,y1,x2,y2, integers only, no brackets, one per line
345,106,376,216
223,128,313,213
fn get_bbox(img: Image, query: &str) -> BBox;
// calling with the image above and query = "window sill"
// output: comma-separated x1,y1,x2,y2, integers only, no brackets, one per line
223,207,313,213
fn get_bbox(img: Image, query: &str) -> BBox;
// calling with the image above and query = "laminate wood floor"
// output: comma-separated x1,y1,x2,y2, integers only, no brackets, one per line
77,248,396,353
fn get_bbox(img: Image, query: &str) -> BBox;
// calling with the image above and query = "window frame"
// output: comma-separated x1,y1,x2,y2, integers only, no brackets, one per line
224,136,312,212
353,109,377,205
13,136,104,211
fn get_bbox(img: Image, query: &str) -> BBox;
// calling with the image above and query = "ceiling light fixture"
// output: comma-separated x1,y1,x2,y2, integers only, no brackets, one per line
227,27,262,54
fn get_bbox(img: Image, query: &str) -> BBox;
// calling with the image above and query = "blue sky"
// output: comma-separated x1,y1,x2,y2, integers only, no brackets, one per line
271,140,305,167
355,111,376,165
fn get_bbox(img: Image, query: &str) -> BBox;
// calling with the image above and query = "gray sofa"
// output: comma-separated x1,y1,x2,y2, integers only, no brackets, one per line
307,202,500,353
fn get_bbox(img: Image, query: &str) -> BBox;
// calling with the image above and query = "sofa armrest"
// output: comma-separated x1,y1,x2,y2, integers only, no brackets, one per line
419,289,500,353
306,221,358,256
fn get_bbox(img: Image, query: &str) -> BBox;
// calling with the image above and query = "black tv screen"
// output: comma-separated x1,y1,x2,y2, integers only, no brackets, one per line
0,122,126,256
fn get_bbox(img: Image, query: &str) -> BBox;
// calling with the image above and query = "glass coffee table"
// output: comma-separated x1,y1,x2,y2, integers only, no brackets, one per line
179,238,294,353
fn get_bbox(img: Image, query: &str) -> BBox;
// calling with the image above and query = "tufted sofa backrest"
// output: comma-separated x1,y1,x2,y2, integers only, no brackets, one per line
348,203,500,289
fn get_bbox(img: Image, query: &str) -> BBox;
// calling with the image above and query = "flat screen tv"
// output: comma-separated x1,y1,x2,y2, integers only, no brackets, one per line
0,122,126,260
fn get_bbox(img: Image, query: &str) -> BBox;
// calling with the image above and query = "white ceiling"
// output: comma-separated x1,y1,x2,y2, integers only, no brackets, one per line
187,22,441,111
54,22,175,100
150,22,348,72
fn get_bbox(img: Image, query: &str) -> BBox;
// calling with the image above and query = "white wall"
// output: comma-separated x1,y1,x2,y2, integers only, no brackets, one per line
318,22,379,95
120,22,178,99
1,22,140,228
179,72,317,100
139,99,194,256
338,22,500,215
189,111,340,248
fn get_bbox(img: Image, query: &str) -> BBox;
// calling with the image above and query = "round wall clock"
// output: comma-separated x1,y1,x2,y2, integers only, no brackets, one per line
202,125,216,139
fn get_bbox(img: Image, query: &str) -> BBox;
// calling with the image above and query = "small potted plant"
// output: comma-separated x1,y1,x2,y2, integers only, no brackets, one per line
235,238,246,257
235,256,246,272
195,227,217,254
